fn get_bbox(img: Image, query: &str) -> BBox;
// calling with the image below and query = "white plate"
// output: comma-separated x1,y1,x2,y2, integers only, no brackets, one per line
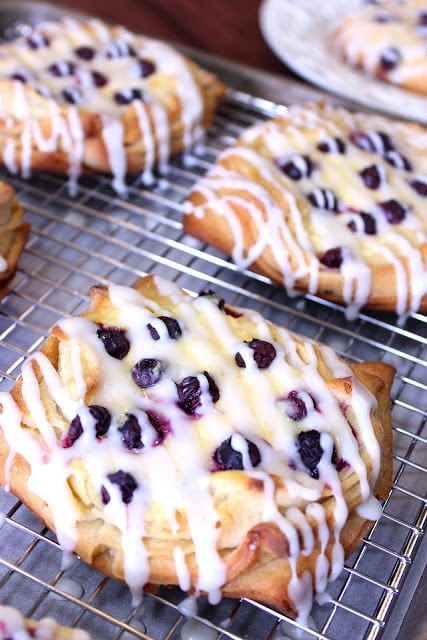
259,0,427,124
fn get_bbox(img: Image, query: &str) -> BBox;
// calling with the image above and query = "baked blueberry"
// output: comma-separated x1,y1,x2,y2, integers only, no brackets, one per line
297,430,323,478
74,45,96,60
97,327,130,359
319,247,343,269
147,316,182,340
137,58,156,77
119,413,143,450
277,154,314,180
89,405,111,437
317,137,346,154
213,436,261,471
379,46,402,72
62,415,83,448
410,177,427,196
48,60,76,77
348,211,377,235
103,470,138,504
176,376,202,415
106,39,136,58
146,410,170,445
378,199,407,224
61,87,83,105
132,358,163,388
307,188,340,211
26,33,49,49
235,338,277,370
113,88,144,105
359,164,385,189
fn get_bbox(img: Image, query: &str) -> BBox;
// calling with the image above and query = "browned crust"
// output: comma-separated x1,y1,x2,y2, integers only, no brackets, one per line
0,275,395,614
0,193,30,298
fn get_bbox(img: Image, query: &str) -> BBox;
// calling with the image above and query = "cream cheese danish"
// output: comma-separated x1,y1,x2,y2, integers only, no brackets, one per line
0,17,226,193
184,102,427,321
0,274,394,620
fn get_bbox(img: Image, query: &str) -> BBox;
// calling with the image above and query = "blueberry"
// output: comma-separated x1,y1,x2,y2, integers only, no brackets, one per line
176,376,202,415
374,10,397,22
349,130,394,154
203,370,220,403
91,71,109,88
106,39,136,58
62,415,83,448
347,211,377,235
119,413,143,450
105,470,137,504
89,405,111,437
297,430,323,478
277,154,314,180
146,410,170,445
379,47,402,72
410,177,427,196
147,316,182,340
113,88,144,105
213,436,261,471
307,188,340,212
74,45,96,60
359,164,385,189
11,71,31,83
138,58,156,77
131,358,163,388
61,87,83,105
97,327,130,359
235,338,276,370
378,199,407,224
26,33,49,49
48,60,76,77
319,247,343,269
317,137,346,154
384,151,412,171
284,390,308,421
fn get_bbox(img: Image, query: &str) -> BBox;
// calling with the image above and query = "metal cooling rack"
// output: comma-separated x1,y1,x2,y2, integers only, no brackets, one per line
0,73,426,640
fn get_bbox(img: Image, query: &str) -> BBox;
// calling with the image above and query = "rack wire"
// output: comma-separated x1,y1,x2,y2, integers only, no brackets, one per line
0,88,426,640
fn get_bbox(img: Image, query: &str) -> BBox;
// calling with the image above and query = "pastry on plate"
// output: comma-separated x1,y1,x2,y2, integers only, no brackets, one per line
0,604,90,639
0,180,30,296
333,0,427,94
0,17,226,193
0,274,394,619
184,101,427,320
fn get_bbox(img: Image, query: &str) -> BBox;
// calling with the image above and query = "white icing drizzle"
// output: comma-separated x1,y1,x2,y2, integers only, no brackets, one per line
0,17,210,192
185,103,427,319
0,275,384,621
0,604,90,639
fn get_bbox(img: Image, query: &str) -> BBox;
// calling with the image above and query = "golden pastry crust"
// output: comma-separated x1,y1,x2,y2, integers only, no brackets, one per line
333,0,427,95
0,605,90,639
0,274,394,617
0,18,226,192
184,101,427,319
0,181,30,297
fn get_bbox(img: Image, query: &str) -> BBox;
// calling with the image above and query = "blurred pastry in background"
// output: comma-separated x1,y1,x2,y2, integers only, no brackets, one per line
0,17,226,194
333,0,427,95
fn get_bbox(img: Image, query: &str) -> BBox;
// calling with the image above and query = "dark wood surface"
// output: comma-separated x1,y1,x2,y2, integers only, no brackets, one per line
0,0,288,75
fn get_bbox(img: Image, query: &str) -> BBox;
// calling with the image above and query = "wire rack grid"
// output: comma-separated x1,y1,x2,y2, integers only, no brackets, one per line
0,89,426,640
